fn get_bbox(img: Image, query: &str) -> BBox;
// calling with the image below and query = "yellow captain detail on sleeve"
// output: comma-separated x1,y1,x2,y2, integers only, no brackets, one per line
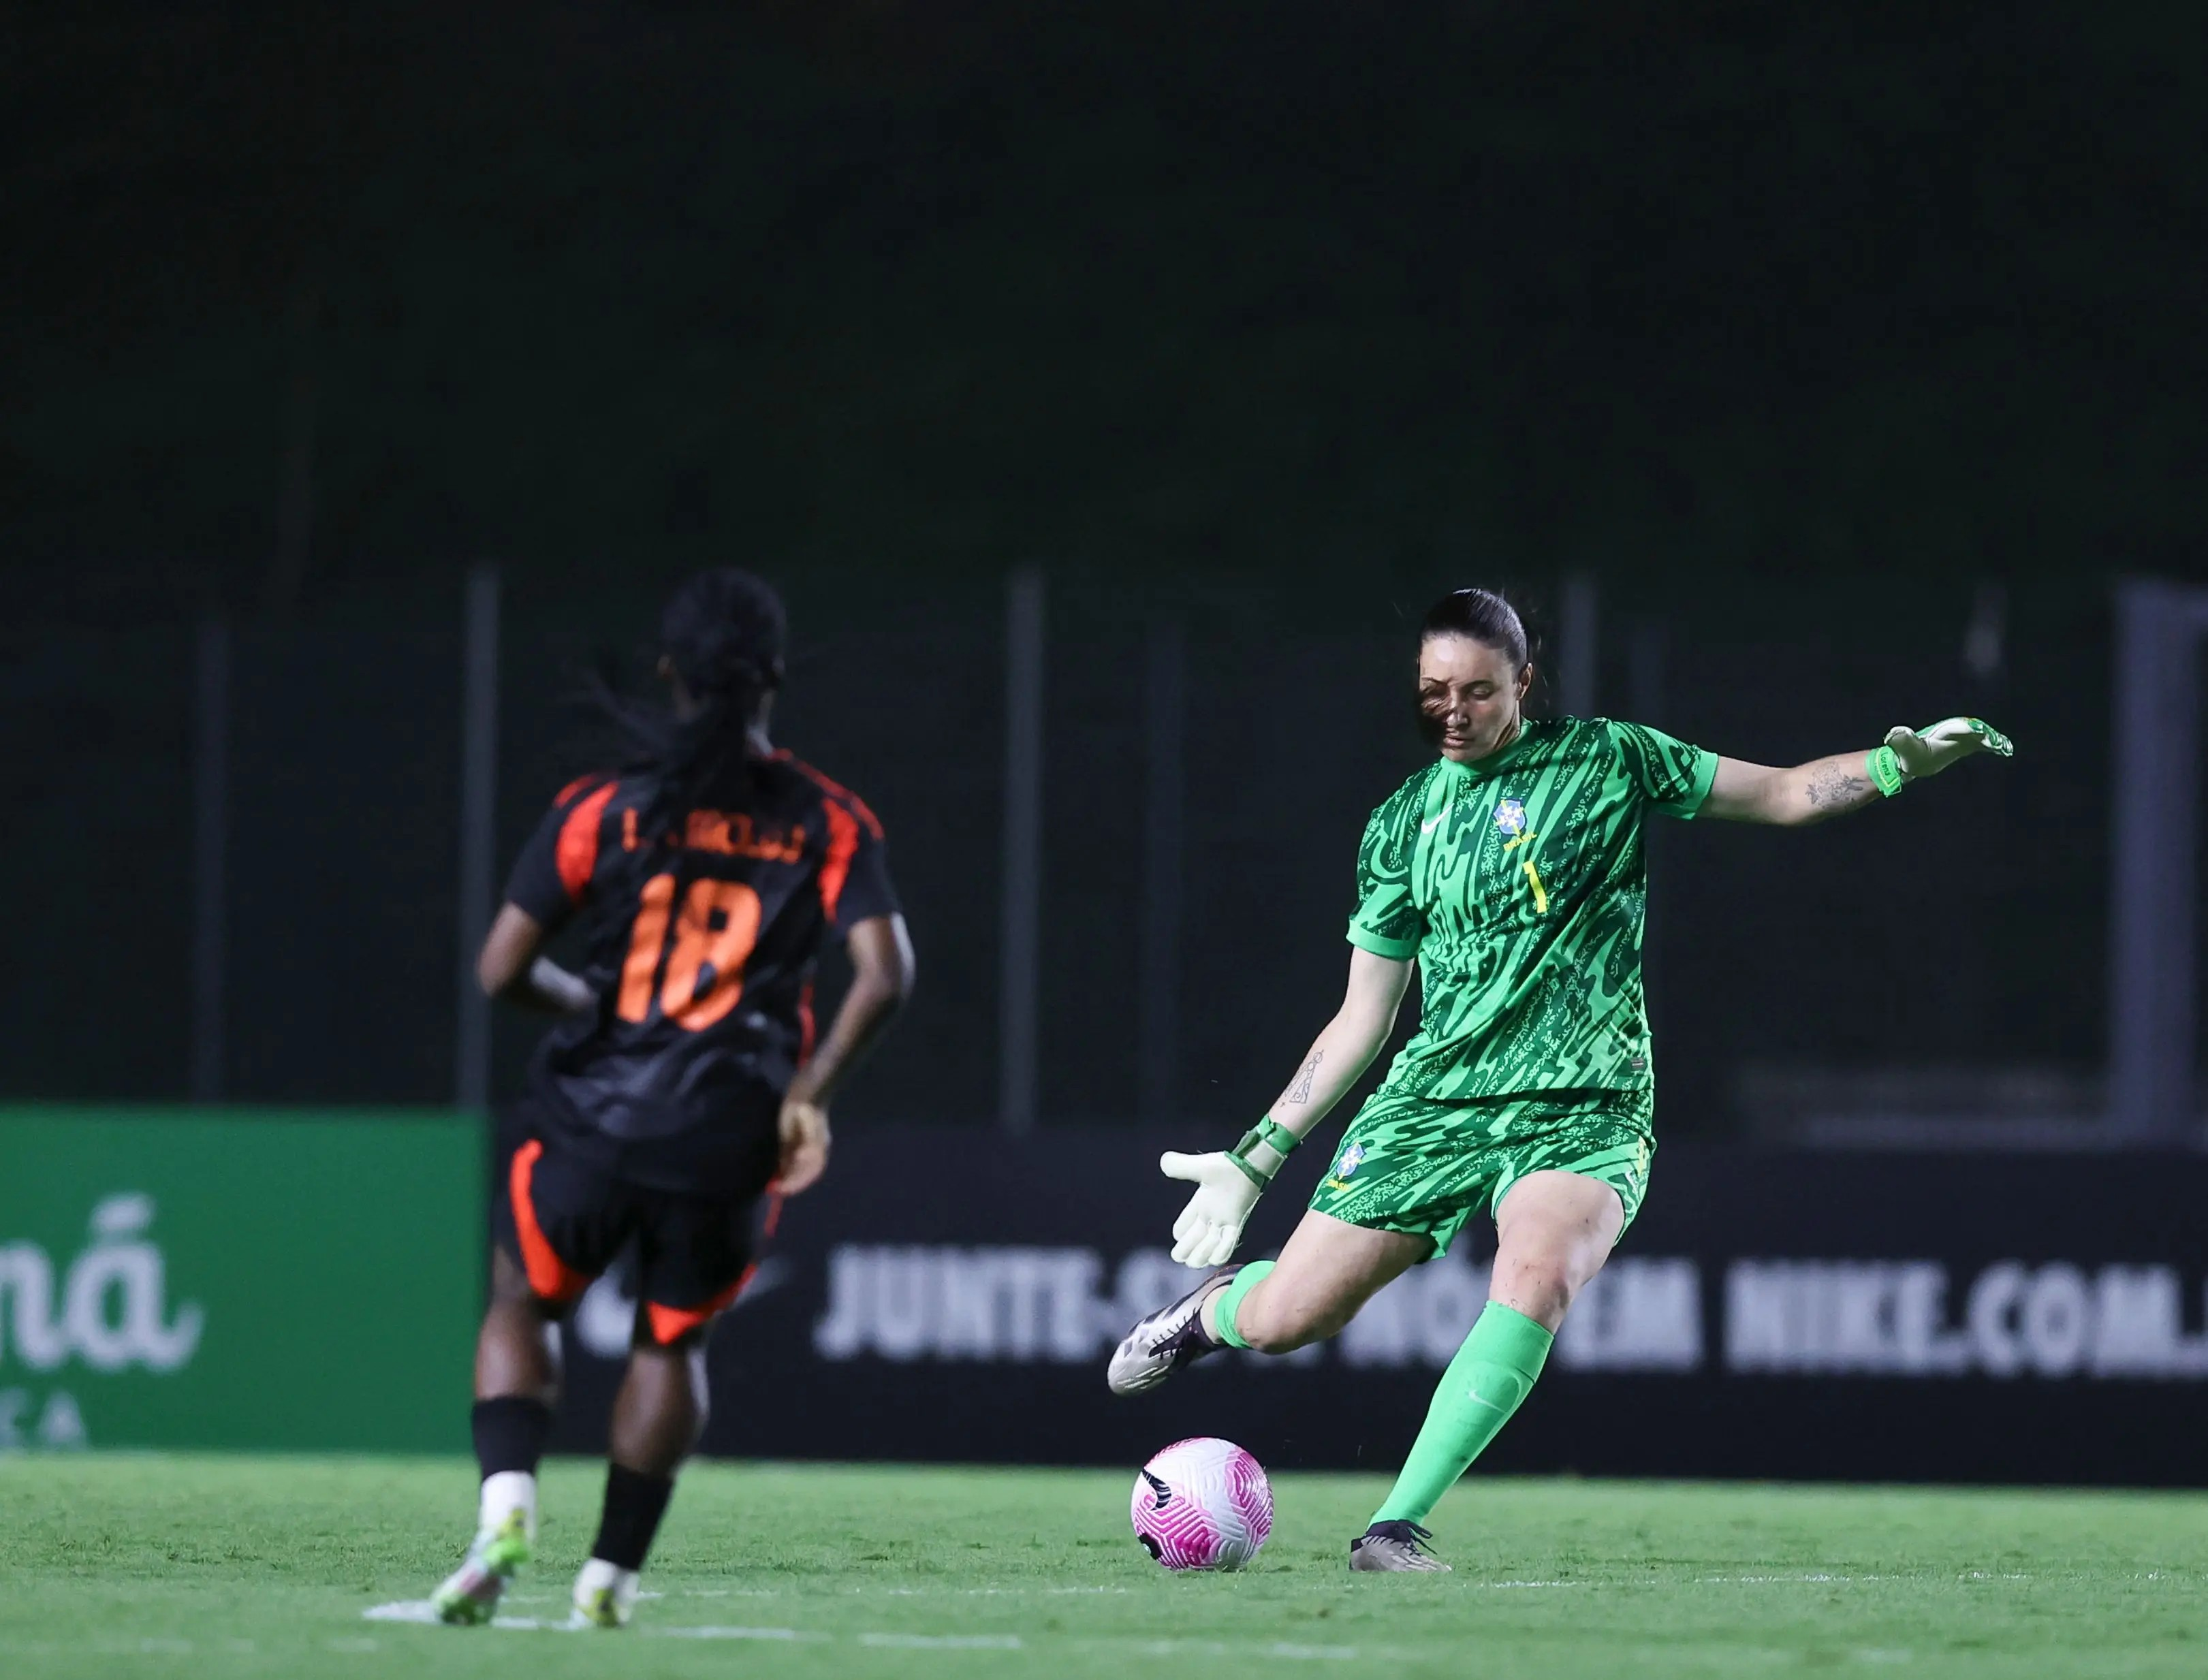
1502,831,1548,914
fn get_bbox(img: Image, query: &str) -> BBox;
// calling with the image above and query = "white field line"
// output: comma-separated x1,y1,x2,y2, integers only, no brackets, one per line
0,1639,259,1658
881,1585,1132,1597
1481,1580,1582,1589
358,1606,1368,1659
354,1565,2178,1658
660,1626,822,1641
1693,1574,1904,1584
466,1576,1992,1604
1118,1639,1370,1662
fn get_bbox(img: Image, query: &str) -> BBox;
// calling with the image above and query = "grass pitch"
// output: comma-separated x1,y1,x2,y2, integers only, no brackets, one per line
2,1456,2204,1679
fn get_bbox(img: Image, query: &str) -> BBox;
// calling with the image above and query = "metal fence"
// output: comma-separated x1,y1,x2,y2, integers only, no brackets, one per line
2,571,2175,1142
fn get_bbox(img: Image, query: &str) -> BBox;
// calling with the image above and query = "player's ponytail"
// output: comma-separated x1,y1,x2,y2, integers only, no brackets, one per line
593,567,787,827
1421,587,1530,672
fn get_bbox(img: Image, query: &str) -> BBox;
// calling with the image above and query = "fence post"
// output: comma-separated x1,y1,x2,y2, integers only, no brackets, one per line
1558,571,1599,718
2107,580,2208,1142
190,616,231,1103
999,569,1046,1134
456,565,501,1113
1138,614,1187,1124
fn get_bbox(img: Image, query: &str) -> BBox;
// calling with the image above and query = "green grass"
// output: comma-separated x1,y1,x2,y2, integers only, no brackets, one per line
3,1456,2206,1679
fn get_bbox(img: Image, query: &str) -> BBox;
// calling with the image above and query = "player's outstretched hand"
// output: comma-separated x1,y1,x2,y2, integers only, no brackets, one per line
776,1096,832,1196
1884,716,2014,781
1161,1150,1263,1269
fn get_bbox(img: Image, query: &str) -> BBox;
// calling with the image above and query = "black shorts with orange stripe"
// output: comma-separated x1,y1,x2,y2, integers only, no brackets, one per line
494,1112,782,1345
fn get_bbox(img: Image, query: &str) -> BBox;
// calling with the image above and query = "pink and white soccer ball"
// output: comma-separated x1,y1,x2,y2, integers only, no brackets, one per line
1130,1437,1274,1570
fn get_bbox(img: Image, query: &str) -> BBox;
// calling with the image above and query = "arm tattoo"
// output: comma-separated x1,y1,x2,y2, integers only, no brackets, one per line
1803,765,1873,812
1284,1051,1323,1105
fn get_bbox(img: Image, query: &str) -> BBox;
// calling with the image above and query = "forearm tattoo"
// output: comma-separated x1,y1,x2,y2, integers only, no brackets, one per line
1803,763,1874,813
1283,1051,1323,1105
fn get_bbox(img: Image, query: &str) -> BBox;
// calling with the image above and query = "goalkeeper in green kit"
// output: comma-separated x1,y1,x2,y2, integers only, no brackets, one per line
1106,586,2012,1572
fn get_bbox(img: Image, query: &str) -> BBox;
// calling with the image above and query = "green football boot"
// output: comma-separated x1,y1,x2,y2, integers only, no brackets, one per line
430,1508,532,1626
569,1561,640,1629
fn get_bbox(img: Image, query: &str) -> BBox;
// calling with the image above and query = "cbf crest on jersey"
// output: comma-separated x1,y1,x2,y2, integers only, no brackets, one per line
1493,797,1528,836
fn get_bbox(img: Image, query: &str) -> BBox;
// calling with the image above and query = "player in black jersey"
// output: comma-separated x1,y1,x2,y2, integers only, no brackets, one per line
430,569,914,1629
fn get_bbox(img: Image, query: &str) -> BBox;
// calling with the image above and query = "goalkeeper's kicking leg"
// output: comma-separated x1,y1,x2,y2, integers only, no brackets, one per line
1107,1210,1423,1393
1108,1169,1621,1573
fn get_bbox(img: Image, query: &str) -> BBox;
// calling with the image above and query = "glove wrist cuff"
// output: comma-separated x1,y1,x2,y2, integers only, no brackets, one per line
1229,1118,1299,1186
1866,744,1908,797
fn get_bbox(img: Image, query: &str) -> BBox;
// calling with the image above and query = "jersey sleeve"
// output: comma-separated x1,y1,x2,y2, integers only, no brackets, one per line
1345,795,1423,959
503,775,618,930
833,823,900,932
819,793,901,935
1607,720,1719,819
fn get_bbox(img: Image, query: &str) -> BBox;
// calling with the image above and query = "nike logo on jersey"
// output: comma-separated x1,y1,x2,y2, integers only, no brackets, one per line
1421,814,1445,834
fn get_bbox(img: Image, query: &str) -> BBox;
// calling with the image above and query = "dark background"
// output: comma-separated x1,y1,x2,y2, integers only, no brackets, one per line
3,2,2201,1135
6,2,2203,615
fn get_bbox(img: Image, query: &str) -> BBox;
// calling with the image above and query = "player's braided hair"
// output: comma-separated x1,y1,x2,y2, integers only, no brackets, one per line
594,567,787,825
1421,587,1529,671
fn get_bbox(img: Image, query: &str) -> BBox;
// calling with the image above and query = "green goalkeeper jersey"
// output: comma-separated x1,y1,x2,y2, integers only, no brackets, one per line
1347,716,1718,1103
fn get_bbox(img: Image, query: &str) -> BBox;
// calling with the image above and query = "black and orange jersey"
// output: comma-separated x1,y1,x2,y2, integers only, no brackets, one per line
503,749,899,1193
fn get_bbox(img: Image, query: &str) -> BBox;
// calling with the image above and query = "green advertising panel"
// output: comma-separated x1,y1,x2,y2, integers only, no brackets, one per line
0,1108,482,1453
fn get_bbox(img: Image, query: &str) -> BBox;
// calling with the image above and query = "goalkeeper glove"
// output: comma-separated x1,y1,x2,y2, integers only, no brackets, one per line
1867,716,2013,797
1161,1119,1299,1268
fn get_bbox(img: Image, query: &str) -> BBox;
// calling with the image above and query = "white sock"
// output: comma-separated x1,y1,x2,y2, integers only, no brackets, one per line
479,1470,538,1544
574,1557,640,1605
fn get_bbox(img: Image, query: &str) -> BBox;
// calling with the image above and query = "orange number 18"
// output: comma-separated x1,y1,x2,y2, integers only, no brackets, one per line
616,874,762,1030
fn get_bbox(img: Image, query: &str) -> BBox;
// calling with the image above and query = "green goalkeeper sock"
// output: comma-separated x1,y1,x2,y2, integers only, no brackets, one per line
1205,1261,1275,1350
1371,1302,1553,1525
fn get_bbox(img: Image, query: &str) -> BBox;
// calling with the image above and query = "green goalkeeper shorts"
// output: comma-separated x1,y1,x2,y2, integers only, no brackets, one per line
1306,1085,1655,1258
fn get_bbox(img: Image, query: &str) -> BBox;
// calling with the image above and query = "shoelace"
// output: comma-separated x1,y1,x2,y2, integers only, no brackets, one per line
1145,1293,1213,1355
1148,1316,1203,1356
1363,1520,1438,1553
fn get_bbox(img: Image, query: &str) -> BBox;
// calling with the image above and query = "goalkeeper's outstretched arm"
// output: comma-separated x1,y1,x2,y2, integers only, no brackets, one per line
1701,716,2013,827
1161,948,1413,1266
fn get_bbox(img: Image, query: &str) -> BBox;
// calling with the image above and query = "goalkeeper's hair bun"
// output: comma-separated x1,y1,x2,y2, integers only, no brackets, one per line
1421,587,1528,671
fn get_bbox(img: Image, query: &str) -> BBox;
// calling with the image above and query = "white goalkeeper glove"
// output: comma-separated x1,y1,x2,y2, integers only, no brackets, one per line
1867,716,2014,797
1161,1119,1300,1268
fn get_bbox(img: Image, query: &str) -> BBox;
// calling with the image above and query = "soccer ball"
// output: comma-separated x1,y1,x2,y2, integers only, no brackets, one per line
1130,1437,1274,1570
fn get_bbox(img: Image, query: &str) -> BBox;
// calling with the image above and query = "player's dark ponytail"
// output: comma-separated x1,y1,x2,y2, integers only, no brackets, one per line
1421,587,1530,671
593,568,787,827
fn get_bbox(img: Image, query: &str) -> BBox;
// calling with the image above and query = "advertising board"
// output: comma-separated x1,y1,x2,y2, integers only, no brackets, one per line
546,1127,2208,1486
0,1108,480,1453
